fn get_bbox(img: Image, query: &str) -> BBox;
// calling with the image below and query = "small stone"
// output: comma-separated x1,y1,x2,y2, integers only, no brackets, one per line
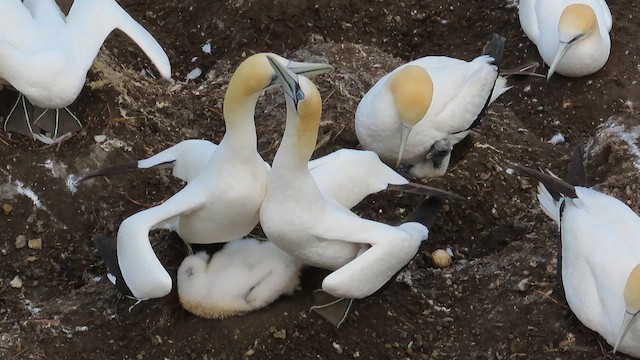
2,204,13,215
332,342,343,354
353,351,360,358
10,276,22,288
273,329,286,339
15,235,27,249
245,349,254,356
28,238,42,250
432,249,452,268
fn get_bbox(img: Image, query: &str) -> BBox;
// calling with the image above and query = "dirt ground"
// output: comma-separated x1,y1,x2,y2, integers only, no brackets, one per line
1,0,640,359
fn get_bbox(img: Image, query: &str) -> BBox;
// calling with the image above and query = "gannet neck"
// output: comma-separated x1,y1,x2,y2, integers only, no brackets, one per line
65,0,171,78
272,77,321,171
220,53,280,153
388,65,433,128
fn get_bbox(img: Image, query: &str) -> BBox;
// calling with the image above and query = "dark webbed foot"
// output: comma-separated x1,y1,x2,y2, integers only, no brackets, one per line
310,289,354,329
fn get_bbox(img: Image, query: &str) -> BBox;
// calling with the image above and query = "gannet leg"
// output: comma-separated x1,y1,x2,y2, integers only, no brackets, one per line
310,290,354,329
3,93,36,138
33,106,82,139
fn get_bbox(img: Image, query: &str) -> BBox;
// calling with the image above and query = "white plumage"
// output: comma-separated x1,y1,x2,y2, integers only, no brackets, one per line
261,56,436,301
517,152,640,357
355,35,509,178
177,239,302,319
519,0,612,79
0,0,171,140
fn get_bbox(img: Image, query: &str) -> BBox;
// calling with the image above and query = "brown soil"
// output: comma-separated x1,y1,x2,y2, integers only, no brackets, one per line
1,0,640,359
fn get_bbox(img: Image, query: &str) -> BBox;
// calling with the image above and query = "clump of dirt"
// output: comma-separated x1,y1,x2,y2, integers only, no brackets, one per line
1,0,640,359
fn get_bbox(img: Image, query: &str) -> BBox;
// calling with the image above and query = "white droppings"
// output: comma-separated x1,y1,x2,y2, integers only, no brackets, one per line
547,133,565,145
202,43,212,54
15,180,44,209
39,159,68,178
523,84,532,93
66,174,80,194
74,326,89,332
395,269,413,286
94,135,107,143
505,168,515,175
96,136,132,152
186,67,202,81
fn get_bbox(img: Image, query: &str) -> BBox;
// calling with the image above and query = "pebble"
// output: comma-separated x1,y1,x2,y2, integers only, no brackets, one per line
28,238,42,250
10,276,22,288
2,203,12,215
15,235,26,249
332,342,343,354
273,329,286,339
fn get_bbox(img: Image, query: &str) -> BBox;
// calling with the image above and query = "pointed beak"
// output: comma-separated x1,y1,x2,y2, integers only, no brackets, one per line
267,55,301,107
547,42,570,81
614,311,639,353
397,124,413,167
286,60,333,77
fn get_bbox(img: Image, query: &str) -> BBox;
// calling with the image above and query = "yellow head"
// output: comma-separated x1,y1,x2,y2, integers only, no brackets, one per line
389,65,434,128
558,4,598,43
614,264,640,352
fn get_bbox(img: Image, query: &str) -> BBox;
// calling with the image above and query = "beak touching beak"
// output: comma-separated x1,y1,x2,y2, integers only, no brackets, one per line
286,60,333,78
267,55,301,107
547,42,570,81
614,310,639,353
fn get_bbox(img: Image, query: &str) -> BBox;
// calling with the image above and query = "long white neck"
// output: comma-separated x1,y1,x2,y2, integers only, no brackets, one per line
217,84,261,160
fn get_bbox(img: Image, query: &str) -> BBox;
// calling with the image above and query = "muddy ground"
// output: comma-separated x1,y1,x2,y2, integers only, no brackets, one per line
1,0,640,359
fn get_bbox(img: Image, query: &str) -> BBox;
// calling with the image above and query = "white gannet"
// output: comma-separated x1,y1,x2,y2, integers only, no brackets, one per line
0,0,171,141
260,55,451,326
100,54,333,301
515,147,640,357
355,34,511,178
519,0,612,79
177,238,303,319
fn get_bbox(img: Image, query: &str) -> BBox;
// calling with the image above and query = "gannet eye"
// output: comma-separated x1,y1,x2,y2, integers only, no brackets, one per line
296,88,305,101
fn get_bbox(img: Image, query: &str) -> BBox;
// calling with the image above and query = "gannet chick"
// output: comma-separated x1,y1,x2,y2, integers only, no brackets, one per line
177,238,302,319
519,0,612,79
355,34,510,178
0,0,172,141
260,56,452,326
515,146,640,357
104,54,332,301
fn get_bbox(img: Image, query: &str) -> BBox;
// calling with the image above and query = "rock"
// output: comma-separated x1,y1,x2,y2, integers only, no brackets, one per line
28,238,42,250
272,329,286,339
10,276,22,288
15,235,27,249
1,204,12,215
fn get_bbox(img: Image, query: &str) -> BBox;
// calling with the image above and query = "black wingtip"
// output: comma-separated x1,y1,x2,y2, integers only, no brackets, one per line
80,162,141,183
482,33,506,66
513,165,577,201
565,144,587,187
93,235,134,297
401,197,445,228
388,183,466,201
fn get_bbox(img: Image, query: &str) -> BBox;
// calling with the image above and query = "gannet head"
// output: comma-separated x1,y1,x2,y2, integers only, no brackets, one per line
267,55,322,154
614,264,640,353
388,65,434,166
230,53,333,97
548,4,598,80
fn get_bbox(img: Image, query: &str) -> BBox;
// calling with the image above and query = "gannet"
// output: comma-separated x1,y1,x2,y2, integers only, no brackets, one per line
260,55,452,326
519,0,612,79
355,34,510,178
101,54,333,301
515,147,640,357
0,0,172,141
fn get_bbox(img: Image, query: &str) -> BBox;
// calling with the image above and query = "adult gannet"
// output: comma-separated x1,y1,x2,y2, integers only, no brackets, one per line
0,0,172,141
355,34,511,178
515,147,640,357
519,0,612,79
260,55,452,326
104,54,332,301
